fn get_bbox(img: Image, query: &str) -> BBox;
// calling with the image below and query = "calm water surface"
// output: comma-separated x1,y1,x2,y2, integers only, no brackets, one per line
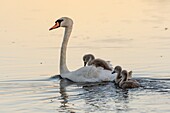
0,0,170,113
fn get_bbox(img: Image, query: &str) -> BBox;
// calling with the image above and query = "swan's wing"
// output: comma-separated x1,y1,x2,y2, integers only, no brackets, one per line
61,66,115,82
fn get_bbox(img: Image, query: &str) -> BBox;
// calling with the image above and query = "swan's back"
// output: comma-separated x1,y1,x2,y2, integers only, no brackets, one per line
61,66,115,82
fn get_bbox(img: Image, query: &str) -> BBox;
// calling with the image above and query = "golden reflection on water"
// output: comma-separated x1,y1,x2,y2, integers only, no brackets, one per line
1,0,170,44
0,0,170,77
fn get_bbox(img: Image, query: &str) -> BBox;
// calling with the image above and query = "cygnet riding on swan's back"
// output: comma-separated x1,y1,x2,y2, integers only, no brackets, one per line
83,54,112,71
83,54,95,66
49,17,115,82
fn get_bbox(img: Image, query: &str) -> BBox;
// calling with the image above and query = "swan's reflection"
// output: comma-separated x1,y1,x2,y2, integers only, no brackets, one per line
54,75,170,112
59,79,131,112
59,79,74,106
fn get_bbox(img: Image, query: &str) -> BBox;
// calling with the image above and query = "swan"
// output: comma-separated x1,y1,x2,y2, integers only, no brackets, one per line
83,54,112,71
49,17,115,82
119,70,140,89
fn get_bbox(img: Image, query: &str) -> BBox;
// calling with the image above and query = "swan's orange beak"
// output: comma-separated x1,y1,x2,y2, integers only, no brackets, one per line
49,22,60,31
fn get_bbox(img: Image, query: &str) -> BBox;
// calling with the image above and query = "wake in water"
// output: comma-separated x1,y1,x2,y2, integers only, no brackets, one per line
49,75,170,93
1,74,169,93
0,75,169,113
137,77,170,93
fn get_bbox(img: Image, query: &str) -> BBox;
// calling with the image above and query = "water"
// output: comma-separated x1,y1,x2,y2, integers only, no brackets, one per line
0,0,170,113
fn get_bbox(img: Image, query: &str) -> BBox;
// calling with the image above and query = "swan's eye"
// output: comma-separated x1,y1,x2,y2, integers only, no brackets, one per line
55,19,64,24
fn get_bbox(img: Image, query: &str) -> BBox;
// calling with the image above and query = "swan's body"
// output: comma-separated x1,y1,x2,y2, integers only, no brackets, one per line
61,66,115,82
83,54,112,71
49,17,115,82
119,70,140,89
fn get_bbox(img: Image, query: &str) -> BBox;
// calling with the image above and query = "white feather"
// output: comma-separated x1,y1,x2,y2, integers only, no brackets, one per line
61,66,115,82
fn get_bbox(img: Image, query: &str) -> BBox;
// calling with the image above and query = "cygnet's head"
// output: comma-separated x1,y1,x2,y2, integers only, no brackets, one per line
112,66,122,74
83,54,95,66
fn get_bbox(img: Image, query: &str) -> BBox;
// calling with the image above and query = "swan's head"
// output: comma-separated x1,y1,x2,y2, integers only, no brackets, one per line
49,17,73,30
83,54,95,66
112,66,122,74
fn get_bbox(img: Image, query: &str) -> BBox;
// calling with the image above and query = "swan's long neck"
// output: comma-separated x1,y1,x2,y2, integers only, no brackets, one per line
60,26,72,74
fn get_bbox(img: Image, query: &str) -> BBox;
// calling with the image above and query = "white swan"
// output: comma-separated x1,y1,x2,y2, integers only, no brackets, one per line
83,54,113,71
49,17,115,82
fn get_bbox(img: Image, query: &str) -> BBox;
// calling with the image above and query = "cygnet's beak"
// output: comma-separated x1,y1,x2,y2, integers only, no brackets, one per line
112,71,115,74
49,22,60,31
84,62,87,66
